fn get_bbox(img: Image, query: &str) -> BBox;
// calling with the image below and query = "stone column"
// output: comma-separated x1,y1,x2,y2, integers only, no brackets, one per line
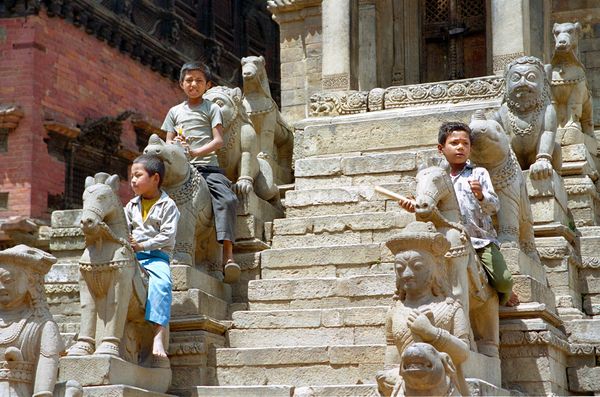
491,0,550,74
358,0,377,90
321,0,358,91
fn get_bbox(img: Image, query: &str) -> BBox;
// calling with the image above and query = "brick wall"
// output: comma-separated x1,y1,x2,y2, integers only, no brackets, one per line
0,11,184,219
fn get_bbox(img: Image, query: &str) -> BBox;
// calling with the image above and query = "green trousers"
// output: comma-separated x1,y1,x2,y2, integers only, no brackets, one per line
476,243,513,305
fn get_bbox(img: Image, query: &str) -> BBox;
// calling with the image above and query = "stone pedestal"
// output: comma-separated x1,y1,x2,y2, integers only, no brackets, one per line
525,170,570,228
463,351,501,387
59,356,172,394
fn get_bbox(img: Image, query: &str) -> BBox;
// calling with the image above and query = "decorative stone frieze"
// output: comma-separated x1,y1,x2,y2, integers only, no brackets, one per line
492,52,525,74
309,76,504,117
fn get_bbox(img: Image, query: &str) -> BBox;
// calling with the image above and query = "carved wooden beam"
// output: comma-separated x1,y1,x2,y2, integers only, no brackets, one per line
0,105,24,130
43,121,81,139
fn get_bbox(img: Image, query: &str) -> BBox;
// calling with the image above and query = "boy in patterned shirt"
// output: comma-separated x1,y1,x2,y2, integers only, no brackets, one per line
399,122,519,306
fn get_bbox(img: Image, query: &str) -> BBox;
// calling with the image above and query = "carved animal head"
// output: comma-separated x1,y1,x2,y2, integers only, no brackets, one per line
414,165,458,221
241,55,271,98
400,343,460,396
468,110,510,168
504,56,549,112
144,134,189,186
553,22,581,53
204,85,250,129
81,172,121,235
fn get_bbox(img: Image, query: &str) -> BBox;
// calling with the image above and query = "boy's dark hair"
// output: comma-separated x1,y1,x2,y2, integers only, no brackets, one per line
438,122,474,145
179,61,213,84
133,154,165,188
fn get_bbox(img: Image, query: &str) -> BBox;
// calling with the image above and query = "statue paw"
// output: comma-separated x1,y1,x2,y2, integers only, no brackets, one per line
95,340,120,356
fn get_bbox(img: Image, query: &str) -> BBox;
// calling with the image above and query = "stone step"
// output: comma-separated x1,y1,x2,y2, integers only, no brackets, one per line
190,385,379,397
271,212,413,249
284,185,413,218
229,307,388,348
260,244,394,279
82,385,175,397
215,345,384,387
247,275,394,310
564,319,600,344
172,289,229,320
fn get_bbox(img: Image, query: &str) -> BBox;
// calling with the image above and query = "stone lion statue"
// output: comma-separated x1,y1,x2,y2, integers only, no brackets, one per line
551,22,594,137
144,135,218,266
203,85,280,202
469,110,539,259
241,55,294,184
492,56,560,180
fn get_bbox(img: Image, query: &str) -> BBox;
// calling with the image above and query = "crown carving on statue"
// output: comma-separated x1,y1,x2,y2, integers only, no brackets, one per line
386,221,450,258
0,245,57,276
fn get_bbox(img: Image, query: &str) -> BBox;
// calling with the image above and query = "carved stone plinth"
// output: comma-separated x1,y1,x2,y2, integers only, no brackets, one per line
564,175,600,227
235,191,283,252
525,170,571,233
59,356,171,393
499,318,569,396
462,351,501,387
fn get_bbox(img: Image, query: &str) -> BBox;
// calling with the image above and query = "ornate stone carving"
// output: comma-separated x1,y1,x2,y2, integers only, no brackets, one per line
492,51,525,74
500,330,569,352
322,73,351,91
551,22,594,137
67,173,170,387
375,221,470,397
493,56,560,181
469,111,539,259
0,245,78,396
581,257,600,269
413,166,499,358
309,91,368,117
143,136,216,266
241,56,294,185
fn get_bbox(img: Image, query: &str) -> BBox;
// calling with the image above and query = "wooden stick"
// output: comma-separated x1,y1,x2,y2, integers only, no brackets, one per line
374,186,411,202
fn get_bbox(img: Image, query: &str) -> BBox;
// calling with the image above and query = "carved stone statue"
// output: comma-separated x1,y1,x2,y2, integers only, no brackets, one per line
241,55,294,184
144,135,217,266
397,343,462,397
493,56,560,180
413,165,499,357
469,110,539,259
203,86,280,202
551,22,594,137
67,174,156,366
0,245,62,397
376,221,470,397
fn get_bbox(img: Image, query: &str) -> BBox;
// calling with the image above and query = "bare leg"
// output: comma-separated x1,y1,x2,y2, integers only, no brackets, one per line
153,325,168,357
223,240,241,284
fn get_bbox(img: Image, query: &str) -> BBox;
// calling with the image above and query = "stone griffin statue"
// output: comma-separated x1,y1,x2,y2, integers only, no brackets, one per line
241,55,294,184
144,135,218,266
492,56,560,180
469,110,539,259
551,22,594,137
0,245,82,397
67,174,171,386
375,221,470,397
203,85,280,202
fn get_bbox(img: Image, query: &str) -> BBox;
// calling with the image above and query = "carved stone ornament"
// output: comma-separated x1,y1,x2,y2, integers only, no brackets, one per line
0,105,24,130
266,0,322,13
492,51,525,74
0,245,66,397
310,91,368,117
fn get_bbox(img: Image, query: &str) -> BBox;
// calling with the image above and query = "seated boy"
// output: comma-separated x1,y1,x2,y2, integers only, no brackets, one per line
162,61,240,284
399,122,519,306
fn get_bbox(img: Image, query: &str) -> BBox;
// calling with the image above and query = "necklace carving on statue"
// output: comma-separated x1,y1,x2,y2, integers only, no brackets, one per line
0,311,31,345
507,102,543,136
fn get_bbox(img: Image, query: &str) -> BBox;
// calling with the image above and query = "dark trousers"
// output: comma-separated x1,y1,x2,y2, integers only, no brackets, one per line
195,165,238,243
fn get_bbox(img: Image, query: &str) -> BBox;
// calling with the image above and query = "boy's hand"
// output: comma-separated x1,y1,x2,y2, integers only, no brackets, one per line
398,197,416,213
129,235,143,252
469,179,484,201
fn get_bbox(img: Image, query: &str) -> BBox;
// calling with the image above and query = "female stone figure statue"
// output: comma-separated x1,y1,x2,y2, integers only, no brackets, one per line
376,221,471,397
0,245,62,397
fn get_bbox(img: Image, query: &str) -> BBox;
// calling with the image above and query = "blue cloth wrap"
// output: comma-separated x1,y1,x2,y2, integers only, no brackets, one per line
136,250,172,327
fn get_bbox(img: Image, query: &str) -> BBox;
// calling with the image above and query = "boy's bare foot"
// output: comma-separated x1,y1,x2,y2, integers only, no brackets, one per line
224,259,241,284
505,291,520,307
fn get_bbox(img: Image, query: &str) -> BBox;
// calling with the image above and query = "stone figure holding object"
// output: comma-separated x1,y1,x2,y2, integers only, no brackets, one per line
492,56,560,180
375,221,470,397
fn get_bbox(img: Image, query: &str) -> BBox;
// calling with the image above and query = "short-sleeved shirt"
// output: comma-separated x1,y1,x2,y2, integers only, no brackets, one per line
161,99,223,166
451,163,500,249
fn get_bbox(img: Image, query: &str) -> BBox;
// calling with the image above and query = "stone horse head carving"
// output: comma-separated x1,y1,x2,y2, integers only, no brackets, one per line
68,173,170,385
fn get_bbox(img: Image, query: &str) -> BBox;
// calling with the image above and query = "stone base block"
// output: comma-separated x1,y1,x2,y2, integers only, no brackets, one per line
293,385,379,396
171,289,229,319
59,356,171,393
525,170,569,226
170,265,232,300
463,351,501,387
564,175,600,227
557,127,598,154
567,366,600,393
467,378,521,396
81,385,175,397
188,385,293,397
561,142,598,178
500,247,545,282
512,275,556,312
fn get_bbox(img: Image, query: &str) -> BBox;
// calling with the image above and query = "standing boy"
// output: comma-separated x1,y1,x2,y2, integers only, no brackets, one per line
399,122,519,306
125,154,180,366
161,61,240,284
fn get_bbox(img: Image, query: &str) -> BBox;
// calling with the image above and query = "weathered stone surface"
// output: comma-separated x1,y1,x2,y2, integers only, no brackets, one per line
512,275,556,311
567,366,600,392
293,385,378,397
500,247,546,282
170,265,232,300
340,152,416,175
191,385,293,397
171,289,229,320
59,356,171,393
82,385,175,396
564,319,600,344
295,156,343,177
51,209,83,228
583,294,600,315
45,263,81,283
462,351,501,387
